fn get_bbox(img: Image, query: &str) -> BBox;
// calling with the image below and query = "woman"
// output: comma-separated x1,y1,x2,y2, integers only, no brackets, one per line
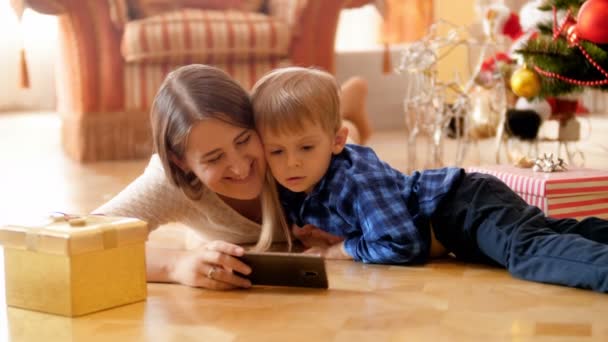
95,64,371,290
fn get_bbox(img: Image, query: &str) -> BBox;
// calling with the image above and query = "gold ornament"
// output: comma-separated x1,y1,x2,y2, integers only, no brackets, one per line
510,66,541,98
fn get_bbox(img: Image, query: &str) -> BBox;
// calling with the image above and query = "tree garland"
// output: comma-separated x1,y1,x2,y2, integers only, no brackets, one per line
516,0,608,97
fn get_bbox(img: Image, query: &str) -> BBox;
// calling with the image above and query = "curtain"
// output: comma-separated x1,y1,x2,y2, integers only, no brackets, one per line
380,0,433,44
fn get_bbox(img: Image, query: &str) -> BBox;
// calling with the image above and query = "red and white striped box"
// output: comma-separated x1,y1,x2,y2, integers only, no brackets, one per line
467,165,608,220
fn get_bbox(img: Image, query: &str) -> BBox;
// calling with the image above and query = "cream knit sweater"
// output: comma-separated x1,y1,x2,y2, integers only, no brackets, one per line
95,155,281,244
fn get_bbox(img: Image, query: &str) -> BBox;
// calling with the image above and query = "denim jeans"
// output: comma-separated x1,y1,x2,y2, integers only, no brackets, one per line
431,172,608,292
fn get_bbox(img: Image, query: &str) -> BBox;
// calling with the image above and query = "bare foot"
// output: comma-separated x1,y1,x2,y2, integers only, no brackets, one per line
340,77,373,144
342,120,361,144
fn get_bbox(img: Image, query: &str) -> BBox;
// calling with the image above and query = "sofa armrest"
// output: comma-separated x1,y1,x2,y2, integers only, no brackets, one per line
17,0,66,15
24,0,125,113
288,0,345,74
343,0,376,8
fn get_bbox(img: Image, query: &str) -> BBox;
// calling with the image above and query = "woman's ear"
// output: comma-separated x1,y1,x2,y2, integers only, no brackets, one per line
332,126,349,154
169,153,190,172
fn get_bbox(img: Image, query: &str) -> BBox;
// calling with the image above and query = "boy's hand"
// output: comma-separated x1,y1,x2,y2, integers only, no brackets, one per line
292,224,344,248
304,242,352,260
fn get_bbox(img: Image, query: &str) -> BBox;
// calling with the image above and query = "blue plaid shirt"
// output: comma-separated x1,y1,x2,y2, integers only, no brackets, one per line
280,144,464,264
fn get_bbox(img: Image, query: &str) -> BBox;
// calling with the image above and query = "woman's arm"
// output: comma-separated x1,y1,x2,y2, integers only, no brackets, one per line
146,245,181,283
95,156,253,290
93,155,182,231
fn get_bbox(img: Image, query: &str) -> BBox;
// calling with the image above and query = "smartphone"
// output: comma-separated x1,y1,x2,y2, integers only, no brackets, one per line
235,252,328,289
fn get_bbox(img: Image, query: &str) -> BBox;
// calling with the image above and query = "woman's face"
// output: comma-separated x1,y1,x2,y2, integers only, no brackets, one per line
181,118,267,200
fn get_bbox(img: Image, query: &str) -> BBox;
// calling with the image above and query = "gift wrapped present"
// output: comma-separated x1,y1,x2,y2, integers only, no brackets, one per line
467,165,608,220
0,214,148,317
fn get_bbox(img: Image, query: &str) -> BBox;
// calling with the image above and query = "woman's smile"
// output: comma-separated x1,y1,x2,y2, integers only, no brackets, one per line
226,160,257,184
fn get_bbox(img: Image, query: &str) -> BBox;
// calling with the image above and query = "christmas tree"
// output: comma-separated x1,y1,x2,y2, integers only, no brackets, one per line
516,0,608,97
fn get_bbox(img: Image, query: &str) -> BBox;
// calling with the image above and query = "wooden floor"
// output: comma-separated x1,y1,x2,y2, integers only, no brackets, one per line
1,112,608,341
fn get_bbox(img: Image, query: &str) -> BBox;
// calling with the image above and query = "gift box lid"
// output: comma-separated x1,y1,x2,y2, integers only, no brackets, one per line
0,214,148,255
467,165,608,198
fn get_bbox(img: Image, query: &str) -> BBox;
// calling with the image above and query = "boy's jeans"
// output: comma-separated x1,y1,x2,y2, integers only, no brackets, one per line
431,172,608,292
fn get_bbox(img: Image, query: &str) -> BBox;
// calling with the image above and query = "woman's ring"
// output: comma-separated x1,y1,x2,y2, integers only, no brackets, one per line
207,266,218,280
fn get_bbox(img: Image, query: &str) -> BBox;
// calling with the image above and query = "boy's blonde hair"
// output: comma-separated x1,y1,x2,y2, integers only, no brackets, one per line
251,67,341,136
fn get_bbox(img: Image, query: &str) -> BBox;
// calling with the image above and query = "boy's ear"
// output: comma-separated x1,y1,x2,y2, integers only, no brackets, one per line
170,153,190,172
332,126,349,154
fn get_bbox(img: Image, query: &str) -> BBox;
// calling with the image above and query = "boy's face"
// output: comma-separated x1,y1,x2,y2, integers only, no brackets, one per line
261,120,347,193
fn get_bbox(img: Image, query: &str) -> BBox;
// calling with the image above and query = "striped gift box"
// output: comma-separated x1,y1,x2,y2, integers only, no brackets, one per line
467,165,608,220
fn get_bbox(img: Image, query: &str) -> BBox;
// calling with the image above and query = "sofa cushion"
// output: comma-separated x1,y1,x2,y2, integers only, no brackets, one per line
122,9,290,64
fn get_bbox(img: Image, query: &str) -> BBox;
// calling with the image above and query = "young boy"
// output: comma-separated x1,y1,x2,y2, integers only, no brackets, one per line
251,67,608,292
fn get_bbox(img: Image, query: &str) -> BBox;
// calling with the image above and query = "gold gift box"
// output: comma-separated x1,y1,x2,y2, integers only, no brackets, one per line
0,214,148,317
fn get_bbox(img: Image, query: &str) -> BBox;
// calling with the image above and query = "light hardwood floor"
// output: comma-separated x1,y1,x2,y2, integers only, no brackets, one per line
1,112,608,341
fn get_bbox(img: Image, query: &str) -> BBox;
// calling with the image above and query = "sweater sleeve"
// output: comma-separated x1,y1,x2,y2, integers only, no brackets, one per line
93,155,188,232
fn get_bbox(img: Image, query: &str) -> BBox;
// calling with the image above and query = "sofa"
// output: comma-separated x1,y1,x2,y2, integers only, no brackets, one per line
21,0,363,162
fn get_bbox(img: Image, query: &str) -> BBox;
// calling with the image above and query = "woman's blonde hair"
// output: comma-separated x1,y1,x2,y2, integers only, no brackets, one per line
150,64,290,251
251,67,341,136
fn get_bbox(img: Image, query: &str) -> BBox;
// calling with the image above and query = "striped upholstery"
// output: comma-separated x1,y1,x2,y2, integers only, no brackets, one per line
124,58,290,110
122,9,290,64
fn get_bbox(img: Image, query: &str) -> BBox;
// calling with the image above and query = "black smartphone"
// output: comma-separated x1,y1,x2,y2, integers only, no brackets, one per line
235,252,328,289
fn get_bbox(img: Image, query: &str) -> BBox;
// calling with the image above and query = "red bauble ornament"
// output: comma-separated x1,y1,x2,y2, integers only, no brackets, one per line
576,0,608,44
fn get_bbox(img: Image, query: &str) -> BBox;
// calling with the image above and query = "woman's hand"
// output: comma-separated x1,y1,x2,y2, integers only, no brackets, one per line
291,224,344,248
169,240,253,290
